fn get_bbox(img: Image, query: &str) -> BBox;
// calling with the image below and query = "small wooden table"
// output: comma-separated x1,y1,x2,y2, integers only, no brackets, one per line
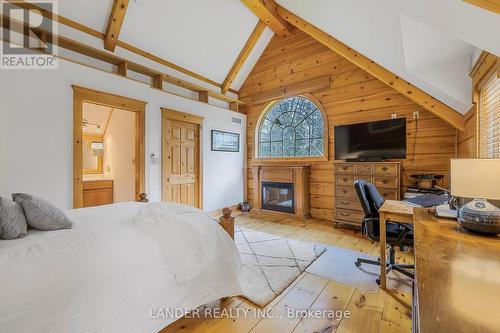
378,200,414,289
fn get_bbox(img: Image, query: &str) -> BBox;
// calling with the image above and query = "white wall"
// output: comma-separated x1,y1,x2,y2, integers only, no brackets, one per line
103,109,136,203
0,49,246,211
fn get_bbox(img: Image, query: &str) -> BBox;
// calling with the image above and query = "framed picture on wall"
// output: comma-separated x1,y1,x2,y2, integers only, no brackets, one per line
211,130,240,152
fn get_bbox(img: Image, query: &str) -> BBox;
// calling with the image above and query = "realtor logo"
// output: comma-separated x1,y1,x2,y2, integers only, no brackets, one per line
1,0,58,69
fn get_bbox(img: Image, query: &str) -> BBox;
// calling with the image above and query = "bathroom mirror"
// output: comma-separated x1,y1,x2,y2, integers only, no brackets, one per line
82,135,104,174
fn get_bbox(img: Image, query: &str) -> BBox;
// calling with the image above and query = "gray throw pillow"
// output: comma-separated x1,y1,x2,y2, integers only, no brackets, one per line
12,193,73,231
0,197,28,240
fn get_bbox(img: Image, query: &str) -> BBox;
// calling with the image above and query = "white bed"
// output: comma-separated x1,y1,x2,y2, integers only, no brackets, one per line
0,202,242,333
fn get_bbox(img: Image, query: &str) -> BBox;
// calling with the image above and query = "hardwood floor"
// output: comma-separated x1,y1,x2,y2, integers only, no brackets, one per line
160,212,413,333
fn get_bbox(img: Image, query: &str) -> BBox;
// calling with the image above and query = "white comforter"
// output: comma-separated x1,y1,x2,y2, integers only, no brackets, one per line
0,202,242,333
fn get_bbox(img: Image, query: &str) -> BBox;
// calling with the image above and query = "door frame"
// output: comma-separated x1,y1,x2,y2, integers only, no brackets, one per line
161,108,204,209
73,85,147,208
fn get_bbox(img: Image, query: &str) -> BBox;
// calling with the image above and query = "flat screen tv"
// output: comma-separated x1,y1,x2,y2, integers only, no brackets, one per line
334,118,406,160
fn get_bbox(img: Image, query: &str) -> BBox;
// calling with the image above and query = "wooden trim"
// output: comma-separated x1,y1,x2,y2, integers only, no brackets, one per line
276,5,466,131
253,93,329,162
1,14,244,106
117,61,128,76
222,21,267,94
161,109,204,209
160,108,204,125
152,74,164,90
73,86,146,208
6,0,238,95
229,102,239,112
241,0,292,37
463,0,500,14
104,0,129,51
198,91,209,103
470,51,489,78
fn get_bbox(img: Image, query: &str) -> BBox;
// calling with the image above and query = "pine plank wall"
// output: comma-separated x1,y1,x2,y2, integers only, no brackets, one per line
240,30,457,221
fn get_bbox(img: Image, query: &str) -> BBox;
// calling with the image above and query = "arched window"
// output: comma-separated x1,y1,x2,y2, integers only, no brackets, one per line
257,96,326,159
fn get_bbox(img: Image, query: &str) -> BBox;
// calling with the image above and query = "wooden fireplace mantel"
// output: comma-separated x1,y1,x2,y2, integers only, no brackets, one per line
251,165,310,218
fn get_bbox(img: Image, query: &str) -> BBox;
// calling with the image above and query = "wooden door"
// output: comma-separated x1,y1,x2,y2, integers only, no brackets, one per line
162,110,202,208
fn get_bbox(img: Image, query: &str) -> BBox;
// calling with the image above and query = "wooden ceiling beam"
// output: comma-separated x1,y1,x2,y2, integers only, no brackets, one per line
104,0,129,51
241,0,291,37
276,5,466,131
222,21,266,94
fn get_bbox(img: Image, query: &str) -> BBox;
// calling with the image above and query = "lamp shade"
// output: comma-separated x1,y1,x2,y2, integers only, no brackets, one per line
451,159,500,200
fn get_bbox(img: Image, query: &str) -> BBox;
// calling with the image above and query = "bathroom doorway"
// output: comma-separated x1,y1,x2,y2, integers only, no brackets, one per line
73,86,146,208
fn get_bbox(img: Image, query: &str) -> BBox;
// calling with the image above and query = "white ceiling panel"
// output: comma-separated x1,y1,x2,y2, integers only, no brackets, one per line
119,0,261,84
46,0,113,33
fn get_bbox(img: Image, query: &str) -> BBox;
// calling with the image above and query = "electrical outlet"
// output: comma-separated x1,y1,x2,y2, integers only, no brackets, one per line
413,111,420,119
391,113,397,119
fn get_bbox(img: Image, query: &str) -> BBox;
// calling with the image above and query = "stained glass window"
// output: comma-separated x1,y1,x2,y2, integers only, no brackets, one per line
258,96,325,158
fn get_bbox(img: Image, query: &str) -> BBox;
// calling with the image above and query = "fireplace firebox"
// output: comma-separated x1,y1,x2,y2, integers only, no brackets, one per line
261,182,294,214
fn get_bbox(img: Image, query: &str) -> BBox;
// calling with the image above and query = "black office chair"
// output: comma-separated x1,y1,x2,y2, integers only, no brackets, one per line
354,179,414,285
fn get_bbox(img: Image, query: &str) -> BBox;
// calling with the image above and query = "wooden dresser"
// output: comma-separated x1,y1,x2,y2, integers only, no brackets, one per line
334,161,401,227
83,180,114,207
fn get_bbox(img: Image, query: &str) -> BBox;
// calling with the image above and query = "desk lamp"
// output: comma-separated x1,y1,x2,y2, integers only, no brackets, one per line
451,159,500,234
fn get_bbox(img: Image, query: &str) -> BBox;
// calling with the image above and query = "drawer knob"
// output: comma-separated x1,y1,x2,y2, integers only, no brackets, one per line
340,212,349,217
382,180,388,184
340,201,349,205
382,167,388,171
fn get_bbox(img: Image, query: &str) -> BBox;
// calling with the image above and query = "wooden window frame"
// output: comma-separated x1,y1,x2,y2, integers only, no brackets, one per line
477,71,500,158
253,94,329,163
73,86,147,208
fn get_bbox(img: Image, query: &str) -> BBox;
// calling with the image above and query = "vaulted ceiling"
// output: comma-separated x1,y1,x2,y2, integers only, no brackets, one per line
276,0,500,114
50,0,274,91
18,0,500,114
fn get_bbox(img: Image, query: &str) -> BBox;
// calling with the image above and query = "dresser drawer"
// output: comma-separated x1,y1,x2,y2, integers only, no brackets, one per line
379,189,398,200
374,164,398,175
336,197,362,211
336,163,354,174
336,186,355,198
373,177,398,189
336,175,355,186
83,180,113,191
355,164,373,174
335,209,364,224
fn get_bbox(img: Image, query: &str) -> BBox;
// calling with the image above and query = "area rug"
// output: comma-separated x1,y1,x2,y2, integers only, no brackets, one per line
236,226,326,306
306,245,413,293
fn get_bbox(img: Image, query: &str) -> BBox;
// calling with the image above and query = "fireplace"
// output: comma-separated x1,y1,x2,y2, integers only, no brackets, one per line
261,182,294,214
251,165,310,218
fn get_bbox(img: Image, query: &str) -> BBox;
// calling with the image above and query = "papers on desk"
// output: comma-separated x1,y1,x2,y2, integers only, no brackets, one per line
435,204,458,219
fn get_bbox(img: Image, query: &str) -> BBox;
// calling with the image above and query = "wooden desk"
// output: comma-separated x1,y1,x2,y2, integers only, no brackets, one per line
378,200,414,289
413,208,500,333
